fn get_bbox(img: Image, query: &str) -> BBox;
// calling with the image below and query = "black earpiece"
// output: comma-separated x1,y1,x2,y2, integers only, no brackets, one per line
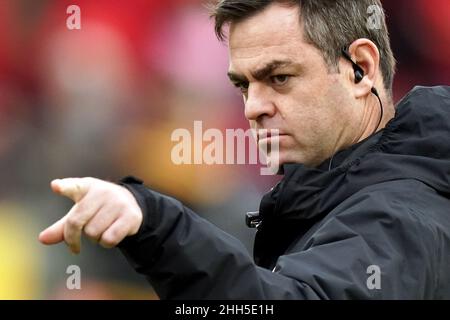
354,69,364,83
342,48,365,84
327,46,385,171
341,46,383,139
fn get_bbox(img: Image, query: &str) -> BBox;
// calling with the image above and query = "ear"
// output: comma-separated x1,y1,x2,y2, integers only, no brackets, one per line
346,39,380,99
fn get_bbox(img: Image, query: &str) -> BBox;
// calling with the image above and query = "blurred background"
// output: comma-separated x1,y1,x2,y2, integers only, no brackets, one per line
0,0,448,299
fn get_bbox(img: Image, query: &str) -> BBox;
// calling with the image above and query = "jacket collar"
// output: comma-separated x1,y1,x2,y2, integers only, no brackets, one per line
258,131,382,223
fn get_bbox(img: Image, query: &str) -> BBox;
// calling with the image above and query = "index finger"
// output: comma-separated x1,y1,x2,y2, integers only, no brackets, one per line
51,178,90,203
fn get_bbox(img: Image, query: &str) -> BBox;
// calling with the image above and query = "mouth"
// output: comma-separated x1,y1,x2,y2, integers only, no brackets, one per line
256,130,287,143
256,130,286,170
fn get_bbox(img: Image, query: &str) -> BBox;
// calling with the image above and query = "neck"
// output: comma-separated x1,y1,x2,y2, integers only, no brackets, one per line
355,91,395,144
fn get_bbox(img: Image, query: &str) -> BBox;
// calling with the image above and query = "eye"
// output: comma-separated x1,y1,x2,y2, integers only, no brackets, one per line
270,75,290,86
233,81,249,93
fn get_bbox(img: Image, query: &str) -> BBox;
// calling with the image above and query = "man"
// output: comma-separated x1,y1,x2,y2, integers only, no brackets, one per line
39,0,450,299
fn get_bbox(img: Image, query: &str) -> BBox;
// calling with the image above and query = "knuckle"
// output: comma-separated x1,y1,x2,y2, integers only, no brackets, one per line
74,201,86,213
128,221,140,236
82,177,95,186
84,225,99,238
74,199,89,215
116,199,128,216
118,192,137,213
84,177,101,192
130,211,141,225
124,209,142,235
100,233,118,248
102,185,117,199
95,191,105,201
67,216,82,229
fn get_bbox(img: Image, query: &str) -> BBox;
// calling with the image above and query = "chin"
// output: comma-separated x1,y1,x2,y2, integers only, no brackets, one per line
266,151,292,167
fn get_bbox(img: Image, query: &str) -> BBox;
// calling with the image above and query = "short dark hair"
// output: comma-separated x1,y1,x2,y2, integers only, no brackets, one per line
210,0,396,96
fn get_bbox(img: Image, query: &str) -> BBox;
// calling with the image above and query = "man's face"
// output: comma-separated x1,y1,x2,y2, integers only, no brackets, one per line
228,3,360,167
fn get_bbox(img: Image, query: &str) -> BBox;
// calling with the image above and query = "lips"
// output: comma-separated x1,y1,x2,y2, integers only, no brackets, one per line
256,129,284,139
256,130,287,144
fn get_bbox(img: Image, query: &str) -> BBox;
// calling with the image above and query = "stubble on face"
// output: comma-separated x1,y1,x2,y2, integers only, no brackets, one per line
228,3,359,167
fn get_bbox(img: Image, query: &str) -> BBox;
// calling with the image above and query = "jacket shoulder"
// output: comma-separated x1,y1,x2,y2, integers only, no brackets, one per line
324,179,445,237
278,179,444,299
398,85,450,108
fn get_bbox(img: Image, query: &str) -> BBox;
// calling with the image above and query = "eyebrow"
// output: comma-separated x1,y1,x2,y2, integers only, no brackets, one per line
227,59,297,83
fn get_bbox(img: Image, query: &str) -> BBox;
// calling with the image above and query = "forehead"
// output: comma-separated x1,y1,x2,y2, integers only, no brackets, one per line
228,3,310,70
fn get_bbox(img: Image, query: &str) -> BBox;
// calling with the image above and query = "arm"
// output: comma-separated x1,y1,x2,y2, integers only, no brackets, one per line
118,179,436,299
39,177,435,299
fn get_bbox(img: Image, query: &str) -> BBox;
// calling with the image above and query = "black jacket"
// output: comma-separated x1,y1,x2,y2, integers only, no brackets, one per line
119,86,450,299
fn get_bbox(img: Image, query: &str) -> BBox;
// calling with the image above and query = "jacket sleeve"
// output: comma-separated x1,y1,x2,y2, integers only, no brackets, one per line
118,177,437,299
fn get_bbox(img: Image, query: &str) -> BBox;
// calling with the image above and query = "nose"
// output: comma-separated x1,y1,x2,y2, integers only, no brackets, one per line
244,85,276,121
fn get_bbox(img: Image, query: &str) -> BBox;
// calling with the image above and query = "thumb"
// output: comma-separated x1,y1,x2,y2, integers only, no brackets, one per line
39,215,67,245
51,178,90,203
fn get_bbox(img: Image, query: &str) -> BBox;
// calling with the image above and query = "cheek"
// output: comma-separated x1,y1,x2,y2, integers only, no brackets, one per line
288,117,323,148
284,96,339,147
